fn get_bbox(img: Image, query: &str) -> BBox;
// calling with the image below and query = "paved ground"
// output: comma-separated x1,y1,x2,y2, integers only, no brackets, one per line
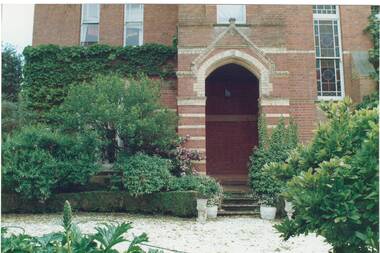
1,212,331,253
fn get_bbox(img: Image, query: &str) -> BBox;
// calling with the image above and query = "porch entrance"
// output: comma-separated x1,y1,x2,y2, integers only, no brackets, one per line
205,63,259,183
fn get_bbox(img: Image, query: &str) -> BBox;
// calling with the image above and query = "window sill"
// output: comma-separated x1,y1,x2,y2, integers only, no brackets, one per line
213,23,252,27
316,96,344,102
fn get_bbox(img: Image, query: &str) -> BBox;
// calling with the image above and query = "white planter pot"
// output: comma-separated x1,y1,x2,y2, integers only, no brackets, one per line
284,200,294,220
207,205,218,219
260,205,277,220
196,199,208,210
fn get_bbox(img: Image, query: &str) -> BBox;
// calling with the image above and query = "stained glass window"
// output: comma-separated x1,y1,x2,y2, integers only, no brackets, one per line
313,6,344,99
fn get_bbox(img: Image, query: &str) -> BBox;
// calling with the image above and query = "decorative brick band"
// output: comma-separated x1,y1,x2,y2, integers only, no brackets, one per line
177,97,206,106
178,125,206,129
179,113,206,117
192,160,206,164
176,71,194,77
265,113,290,117
178,48,206,55
189,136,206,140
260,97,290,106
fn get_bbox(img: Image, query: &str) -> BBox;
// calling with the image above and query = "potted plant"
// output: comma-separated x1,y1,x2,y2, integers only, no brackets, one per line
259,194,277,220
196,175,223,220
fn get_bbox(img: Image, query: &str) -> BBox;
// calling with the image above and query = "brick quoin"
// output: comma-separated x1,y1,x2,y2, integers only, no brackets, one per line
33,4,376,179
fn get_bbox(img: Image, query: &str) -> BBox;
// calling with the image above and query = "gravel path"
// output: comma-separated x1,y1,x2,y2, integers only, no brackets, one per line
1,212,331,253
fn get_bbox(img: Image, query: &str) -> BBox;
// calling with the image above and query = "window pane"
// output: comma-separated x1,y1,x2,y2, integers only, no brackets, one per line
316,20,337,57
82,4,99,23
317,59,342,96
81,24,99,44
218,5,245,24
125,22,143,46
125,4,143,22
313,5,337,14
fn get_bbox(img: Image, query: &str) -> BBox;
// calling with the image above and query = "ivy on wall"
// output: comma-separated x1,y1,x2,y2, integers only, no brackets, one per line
22,43,177,118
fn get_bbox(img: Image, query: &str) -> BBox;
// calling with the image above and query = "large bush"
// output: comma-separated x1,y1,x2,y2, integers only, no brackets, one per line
22,43,176,119
2,44,22,102
248,116,298,203
169,175,223,204
1,125,101,201
274,99,379,253
51,74,178,162
116,153,172,197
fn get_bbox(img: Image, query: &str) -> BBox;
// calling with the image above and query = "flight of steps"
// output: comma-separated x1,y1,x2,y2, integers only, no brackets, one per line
218,184,260,216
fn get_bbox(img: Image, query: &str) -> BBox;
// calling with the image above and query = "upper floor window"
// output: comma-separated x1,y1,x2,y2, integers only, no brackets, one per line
313,5,344,99
80,4,100,46
217,5,246,24
124,4,144,46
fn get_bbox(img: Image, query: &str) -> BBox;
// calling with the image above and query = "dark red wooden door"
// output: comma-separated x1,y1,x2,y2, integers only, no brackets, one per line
206,64,259,179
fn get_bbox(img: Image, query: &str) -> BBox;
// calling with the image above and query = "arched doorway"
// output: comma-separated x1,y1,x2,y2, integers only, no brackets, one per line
206,63,259,183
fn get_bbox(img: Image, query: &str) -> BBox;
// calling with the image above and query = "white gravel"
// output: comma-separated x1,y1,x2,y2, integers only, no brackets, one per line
1,212,332,253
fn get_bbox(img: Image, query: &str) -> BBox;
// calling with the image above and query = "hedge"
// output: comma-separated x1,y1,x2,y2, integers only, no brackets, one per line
22,43,177,118
2,191,197,217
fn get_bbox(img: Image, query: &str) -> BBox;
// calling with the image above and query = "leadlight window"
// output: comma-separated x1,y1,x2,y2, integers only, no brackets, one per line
313,5,337,14
313,5,344,99
217,5,246,24
124,4,144,46
80,4,100,46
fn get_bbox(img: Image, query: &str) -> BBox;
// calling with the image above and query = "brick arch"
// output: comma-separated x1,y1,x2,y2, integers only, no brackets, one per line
193,49,273,97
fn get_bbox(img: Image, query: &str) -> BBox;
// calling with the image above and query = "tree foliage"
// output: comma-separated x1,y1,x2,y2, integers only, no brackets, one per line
248,116,298,204
274,98,379,253
22,43,176,119
1,125,101,201
1,44,22,101
50,74,178,162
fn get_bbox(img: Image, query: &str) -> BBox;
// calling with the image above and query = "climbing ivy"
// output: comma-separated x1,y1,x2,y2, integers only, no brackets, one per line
22,43,176,120
365,6,379,82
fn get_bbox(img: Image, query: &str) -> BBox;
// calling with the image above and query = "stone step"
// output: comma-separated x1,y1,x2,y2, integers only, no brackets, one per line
218,210,260,216
221,203,259,211
222,197,257,205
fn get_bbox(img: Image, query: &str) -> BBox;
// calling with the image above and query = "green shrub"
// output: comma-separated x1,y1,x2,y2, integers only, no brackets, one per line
116,153,172,197
248,116,298,204
117,76,178,155
1,125,101,200
51,74,178,162
1,201,153,253
2,44,22,102
22,43,176,119
274,98,379,253
2,191,197,217
169,175,223,204
1,100,21,136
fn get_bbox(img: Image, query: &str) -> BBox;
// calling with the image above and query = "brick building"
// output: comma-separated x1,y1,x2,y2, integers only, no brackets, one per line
33,4,376,183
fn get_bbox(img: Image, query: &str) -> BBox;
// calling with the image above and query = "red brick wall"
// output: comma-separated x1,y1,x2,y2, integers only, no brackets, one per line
99,4,124,46
33,4,81,46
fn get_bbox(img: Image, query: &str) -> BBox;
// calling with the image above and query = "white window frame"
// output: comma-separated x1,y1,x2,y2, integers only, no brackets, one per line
217,5,246,24
313,5,345,101
124,4,144,46
80,4,100,45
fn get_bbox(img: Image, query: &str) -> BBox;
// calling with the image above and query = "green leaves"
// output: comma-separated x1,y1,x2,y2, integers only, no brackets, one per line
22,43,176,120
115,153,172,197
1,125,101,200
2,44,22,102
249,116,299,203
275,100,379,252
1,201,152,253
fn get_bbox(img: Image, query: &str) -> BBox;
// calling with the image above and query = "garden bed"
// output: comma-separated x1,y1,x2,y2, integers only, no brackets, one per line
2,190,197,217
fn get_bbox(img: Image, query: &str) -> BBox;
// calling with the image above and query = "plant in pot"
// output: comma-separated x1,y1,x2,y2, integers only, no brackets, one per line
259,194,278,220
206,185,223,219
